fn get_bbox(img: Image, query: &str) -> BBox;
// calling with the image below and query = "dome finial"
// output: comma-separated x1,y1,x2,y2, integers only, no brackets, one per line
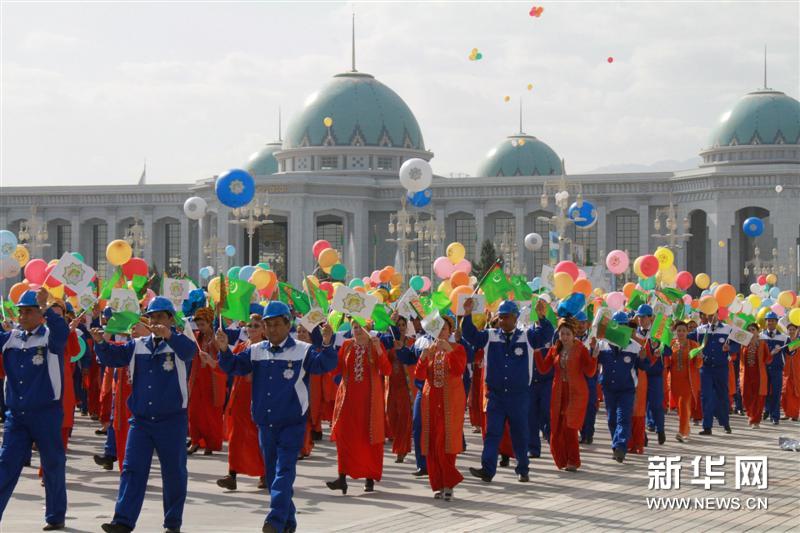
763,44,769,90
519,97,524,134
351,12,357,73
278,106,282,142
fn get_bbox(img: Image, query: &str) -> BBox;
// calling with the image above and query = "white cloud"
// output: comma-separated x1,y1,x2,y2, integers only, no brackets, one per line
22,30,80,51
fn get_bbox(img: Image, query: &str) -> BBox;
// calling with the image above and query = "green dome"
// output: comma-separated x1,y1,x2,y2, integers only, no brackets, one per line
284,72,424,150
245,142,281,176
708,89,800,148
476,134,562,177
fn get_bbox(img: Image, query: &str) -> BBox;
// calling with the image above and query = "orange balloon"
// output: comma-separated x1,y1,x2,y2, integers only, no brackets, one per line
623,282,636,299
713,283,736,307
354,286,366,293
450,270,469,288
384,265,396,276
449,285,473,315
390,272,403,287
318,247,339,268
379,267,392,283
9,281,30,304
573,278,592,297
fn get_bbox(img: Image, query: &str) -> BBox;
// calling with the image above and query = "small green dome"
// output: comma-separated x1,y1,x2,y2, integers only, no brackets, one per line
708,89,800,148
284,71,424,150
476,134,562,177
245,142,281,176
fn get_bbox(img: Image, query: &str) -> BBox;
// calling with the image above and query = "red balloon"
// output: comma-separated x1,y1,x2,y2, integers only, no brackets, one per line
122,257,148,280
319,281,334,299
24,258,48,285
717,306,730,321
607,56,614,63
639,255,659,278
43,264,61,287
312,240,332,259
554,260,579,281
757,274,767,286
676,271,693,290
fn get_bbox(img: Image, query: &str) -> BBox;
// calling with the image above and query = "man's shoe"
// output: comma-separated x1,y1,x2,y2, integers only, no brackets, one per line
469,467,493,482
42,523,64,531
517,473,530,482
363,478,375,492
724,426,732,434
101,524,133,533
95,427,107,435
586,436,593,444
528,452,541,458
699,428,712,435
579,436,586,444
311,430,323,441
216,475,237,490
412,468,428,477
499,455,510,467
646,425,655,433
164,528,180,533
284,524,297,533
613,447,625,463
94,454,115,470
262,523,280,533
658,431,666,445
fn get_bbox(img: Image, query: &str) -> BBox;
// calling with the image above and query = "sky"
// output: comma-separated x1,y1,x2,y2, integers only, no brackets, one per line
1,1,798,186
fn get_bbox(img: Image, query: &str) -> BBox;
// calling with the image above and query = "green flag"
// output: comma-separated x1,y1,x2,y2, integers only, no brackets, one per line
2,298,18,320
479,263,513,304
661,287,686,303
223,279,256,322
689,332,709,359
510,275,533,301
673,302,686,321
278,282,311,315
650,313,673,346
430,290,452,313
787,338,800,351
100,268,123,300
105,311,140,335
328,310,344,332
305,276,329,313
626,289,647,311
595,312,634,348
371,303,395,332
132,274,149,298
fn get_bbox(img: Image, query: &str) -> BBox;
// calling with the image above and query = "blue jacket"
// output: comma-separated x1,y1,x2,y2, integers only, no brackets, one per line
639,329,671,378
760,330,789,372
597,340,649,393
218,335,337,428
0,308,69,412
94,330,197,421
689,322,740,368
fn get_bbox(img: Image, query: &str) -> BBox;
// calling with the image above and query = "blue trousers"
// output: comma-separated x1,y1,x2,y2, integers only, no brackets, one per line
732,363,743,412
73,365,87,413
645,375,665,433
765,369,784,423
112,413,188,530
581,375,598,440
258,421,304,531
105,424,117,459
0,380,6,417
603,388,634,450
482,392,529,477
0,405,66,525
700,365,729,430
412,390,426,470
528,379,552,455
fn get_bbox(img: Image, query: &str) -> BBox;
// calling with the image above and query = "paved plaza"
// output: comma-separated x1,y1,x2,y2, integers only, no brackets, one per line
2,407,798,533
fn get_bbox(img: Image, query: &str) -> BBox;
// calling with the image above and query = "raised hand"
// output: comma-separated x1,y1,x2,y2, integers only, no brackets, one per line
321,323,334,345
90,327,106,344
214,329,229,351
150,323,172,340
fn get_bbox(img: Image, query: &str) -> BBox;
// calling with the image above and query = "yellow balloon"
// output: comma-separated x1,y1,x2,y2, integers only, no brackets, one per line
698,295,718,315
318,248,339,268
654,247,674,271
777,291,794,308
208,277,221,303
756,306,769,327
694,272,710,290
12,244,29,267
446,242,466,264
632,256,644,278
322,265,332,274
718,240,726,248
592,287,605,297
472,313,487,330
45,283,64,299
747,294,762,309
250,269,270,290
389,287,402,300
323,116,333,127
789,307,800,326
438,279,452,295
106,239,133,266
660,264,678,284
552,271,574,299
765,273,777,286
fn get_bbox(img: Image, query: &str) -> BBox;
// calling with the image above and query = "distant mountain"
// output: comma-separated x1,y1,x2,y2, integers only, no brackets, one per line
588,157,702,174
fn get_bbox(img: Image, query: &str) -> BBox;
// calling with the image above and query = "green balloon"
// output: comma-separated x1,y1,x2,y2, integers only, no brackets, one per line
227,266,241,279
639,276,657,290
257,262,270,270
330,263,347,281
71,251,85,263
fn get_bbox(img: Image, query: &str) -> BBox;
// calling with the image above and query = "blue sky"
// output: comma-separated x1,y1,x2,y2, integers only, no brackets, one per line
1,1,798,186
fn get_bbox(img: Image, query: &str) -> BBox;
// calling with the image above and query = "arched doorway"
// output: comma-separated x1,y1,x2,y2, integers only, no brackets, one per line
735,207,772,293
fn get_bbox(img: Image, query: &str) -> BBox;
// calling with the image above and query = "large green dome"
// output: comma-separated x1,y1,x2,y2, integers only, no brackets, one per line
284,72,424,150
245,141,281,176
708,89,800,148
476,134,562,177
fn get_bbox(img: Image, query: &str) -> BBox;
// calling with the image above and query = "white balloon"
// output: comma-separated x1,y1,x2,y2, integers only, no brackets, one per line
399,158,433,193
728,299,742,313
524,232,543,251
0,257,20,278
183,196,208,220
740,300,753,314
775,185,783,194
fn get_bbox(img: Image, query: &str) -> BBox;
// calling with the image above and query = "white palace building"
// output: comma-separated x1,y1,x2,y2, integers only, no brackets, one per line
2,60,799,294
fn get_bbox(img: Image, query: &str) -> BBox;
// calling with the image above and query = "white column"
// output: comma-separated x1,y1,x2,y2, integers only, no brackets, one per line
180,217,190,276
197,216,206,272
708,208,734,283
514,205,525,274
474,204,485,257
774,193,797,288
435,206,446,259
217,206,230,271
596,204,607,258
353,205,367,280
638,204,649,256
143,211,154,265
70,212,81,257
288,199,304,286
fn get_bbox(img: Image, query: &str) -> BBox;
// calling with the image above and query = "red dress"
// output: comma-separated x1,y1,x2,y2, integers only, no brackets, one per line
330,339,391,480
113,367,132,471
781,341,800,419
741,341,772,425
629,369,648,454
188,333,227,451
225,344,265,477
468,348,485,429
385,338,416,457
415,344,466,491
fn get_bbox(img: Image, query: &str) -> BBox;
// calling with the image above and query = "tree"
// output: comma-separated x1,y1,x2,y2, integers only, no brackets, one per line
475,239,499,279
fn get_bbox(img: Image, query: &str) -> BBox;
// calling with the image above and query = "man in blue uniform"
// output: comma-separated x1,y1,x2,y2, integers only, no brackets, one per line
215,301,335,533
91,296,197,533
0,289,69,531
760,311,789,425
462,298,552,483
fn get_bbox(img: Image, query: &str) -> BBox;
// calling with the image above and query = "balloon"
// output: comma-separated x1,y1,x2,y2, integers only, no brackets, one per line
199,267,211,280
450,270,469,288
330,263,347,281
421,276,432,292
438,280,452,295
313,240,332,259
398,158,433,193
699,295,719,315
747,294,762,309
239,265,256,281
676,271,693,290
389,271,403,287
215,169,255,208
24,258,47,285
789,308,800,326
0,257,20,279
323,116,333,127
8,281,29,303
728,298,742,313
106,239,133,266
605,291,625,311
453,259,472,274
552,272,574,299
141,289,157,307
524,233,543,251
695,273,710,290
577,269,587,280
530,277,542,291
654,247,674,270
446,242,466,264
208,277,222,303
777,291,795,308
70,251,85,263
605,250,629,275
369,270,381,285
349,278,364,289
567,200,598,228
409,275,424,292
639,255,659,278
318,248,339,268
449,285,473,315
0,230,18,257
319,282,334,299
765,273,777,286
573,278,592,296
226,266,240,280
554,261,579,281
225,245,236,257
12,245,30,267
714,283,736,307
378,267,392,283
407,188,432,207
639,276,656,291
742,217,764,237
122,257,148,280
770,304,785,315
659,265,678,285
433,256,455,279
757,274,767,286
717,307,730,321
183,196,207,220
623,282,636,299
389,287,403,301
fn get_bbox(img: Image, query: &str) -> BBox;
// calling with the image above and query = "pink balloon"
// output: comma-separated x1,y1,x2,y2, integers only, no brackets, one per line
605,250,629,275
24,259,48,285
577,269,587,280
605,291,625,311
421,276,432,292
682,294,693,304
717,306,730,320
370,270,382,285
28,283,42,291
312,240,331,259
43,264,61,286
554,260,579,281
433,256,456,279
771,304,785,315
639,255,659,278
362,276,372,287
453,259,472,274
259,285,276,298
676,271,693,290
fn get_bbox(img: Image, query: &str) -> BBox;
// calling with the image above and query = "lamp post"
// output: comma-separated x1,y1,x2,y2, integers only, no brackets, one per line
652,195,692,249
387,195,442,285
124,220,148,257
495,229,518,274
743,246,797,282
229,191,272,264
537,161,583,263
17,206,50,258
203,234,227,274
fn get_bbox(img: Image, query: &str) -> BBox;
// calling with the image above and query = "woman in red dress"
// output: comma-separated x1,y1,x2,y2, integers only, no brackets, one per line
535,318,597,471
217,314,266,490
740,323,772,428
781,324,800,421
327,321,390,494
187,307,227,455
384,315,416,463
415,315,466,500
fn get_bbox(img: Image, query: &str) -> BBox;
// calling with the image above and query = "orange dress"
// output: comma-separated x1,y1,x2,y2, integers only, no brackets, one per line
99,366,114,425
188,333,227,451
665,340,701,436
535,343,596,470
781,342,800,419
741,341,772,425
331,339,391,480
385,338,416,457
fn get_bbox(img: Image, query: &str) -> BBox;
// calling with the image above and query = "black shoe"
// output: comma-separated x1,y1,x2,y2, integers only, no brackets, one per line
579,436,586,444
216,475,237,490
517,473,530,482
586,435,593,444
43,524,65,531
763,412,769,421
164,528,180,533
499,455,510,467
262,523,280,533
772,420,780,425
469,467,493,482
326,474,348,494
95,427,107,435
258,476,266,489
101,524,133,533
699,429,712,435
613,447,625,463
364,478,375,492
658,432,666,445
94,454,115,470
724,426,732,434
412,468,428,477
646,425,655,433
283,524,297,533
311,430,323,441
527,452,541,458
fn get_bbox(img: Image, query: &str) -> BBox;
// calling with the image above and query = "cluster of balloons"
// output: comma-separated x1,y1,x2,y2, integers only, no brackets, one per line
0,230,30,280
350,265,406,303
468,47,483,61
314,240,347,281
206,262,277,302
552,260,594,299
215,169,255,209
433,242,472,282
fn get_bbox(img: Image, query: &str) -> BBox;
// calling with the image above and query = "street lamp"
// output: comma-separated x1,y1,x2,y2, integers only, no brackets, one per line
537,160,583,263
17,206,50,258
743,246,797,280
387,195,442,284
202,233,227,273
124,220,148,257
229,191,272,263
495,229,518,274
652,194,692,249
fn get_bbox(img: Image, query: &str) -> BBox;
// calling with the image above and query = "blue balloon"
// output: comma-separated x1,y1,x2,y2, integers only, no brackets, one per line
568,201,597,229
530,277,542,291
557,292,586,318
0,230,18,257
216,169,255,208
742,217,764,238
199,267,210,280
407,188,432,208
239,265,256,281
768,286,780,298
225,245,236,257
761,298,774,308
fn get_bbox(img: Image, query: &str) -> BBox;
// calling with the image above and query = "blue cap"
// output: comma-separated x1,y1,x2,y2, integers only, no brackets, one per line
102,306,114,319
263,300,291,320
249,303,266,316
612,311,630,325
65,302,75,315
575,311,588,322
497,300,520,316
16,290,39,308
145,296,176,317
636,304,654,317
764,311,779,320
